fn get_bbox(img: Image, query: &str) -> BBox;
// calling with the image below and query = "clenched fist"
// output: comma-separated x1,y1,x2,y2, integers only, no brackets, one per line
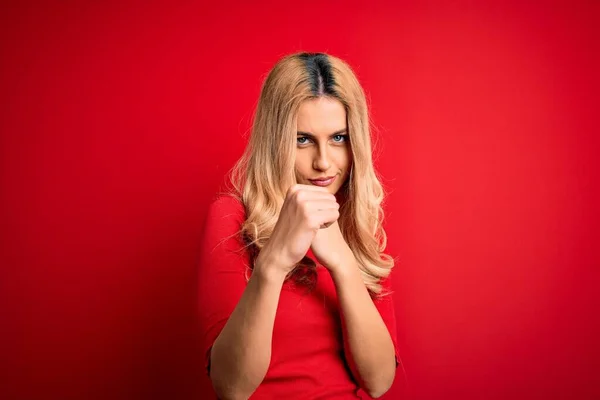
255,184,340,277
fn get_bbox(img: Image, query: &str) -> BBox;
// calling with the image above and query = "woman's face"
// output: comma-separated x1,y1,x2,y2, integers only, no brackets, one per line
295,97,352,196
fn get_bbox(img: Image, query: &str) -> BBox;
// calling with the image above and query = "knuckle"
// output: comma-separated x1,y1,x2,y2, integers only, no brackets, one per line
301,202,312,217
295,189,307,203
287,184,299,197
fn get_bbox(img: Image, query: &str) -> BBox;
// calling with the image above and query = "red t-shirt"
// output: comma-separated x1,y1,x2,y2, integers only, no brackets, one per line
198,195,400,399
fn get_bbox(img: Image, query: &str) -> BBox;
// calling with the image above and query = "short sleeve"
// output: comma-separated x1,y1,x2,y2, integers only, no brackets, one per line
373,273,401,368
197,195,250,375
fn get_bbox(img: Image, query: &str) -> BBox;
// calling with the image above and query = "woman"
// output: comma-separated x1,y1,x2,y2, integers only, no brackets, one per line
198,52,399,399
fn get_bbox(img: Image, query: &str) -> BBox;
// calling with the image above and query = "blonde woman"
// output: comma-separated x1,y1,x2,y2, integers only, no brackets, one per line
198,52,399,399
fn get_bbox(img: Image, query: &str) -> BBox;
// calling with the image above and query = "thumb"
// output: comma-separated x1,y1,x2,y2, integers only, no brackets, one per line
320,221,333,229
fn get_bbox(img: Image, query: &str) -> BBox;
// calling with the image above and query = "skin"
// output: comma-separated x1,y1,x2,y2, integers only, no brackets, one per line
297,97,396,396
294,96,352,197
294,96,353,267
209,97,395,399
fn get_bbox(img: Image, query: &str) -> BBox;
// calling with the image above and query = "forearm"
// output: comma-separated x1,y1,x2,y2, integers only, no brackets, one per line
209,265,285,400
332,262,396,398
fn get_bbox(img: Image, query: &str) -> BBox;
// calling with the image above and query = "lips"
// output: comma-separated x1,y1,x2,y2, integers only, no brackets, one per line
308,175,337,187
310,176,335,182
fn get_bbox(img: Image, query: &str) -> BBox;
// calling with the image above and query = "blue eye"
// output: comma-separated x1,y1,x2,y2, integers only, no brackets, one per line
297,135,347,146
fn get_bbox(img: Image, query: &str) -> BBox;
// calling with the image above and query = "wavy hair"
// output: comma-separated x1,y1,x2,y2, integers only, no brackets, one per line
221,51,394,295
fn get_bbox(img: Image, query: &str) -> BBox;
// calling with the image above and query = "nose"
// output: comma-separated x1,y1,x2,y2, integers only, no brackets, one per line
313,145,331,171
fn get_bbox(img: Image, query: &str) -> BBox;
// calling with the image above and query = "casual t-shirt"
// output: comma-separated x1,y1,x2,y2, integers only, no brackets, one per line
198,195,400,399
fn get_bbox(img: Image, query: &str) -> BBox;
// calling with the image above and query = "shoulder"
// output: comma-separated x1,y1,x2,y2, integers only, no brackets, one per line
202,194,246,245
206,194,245,221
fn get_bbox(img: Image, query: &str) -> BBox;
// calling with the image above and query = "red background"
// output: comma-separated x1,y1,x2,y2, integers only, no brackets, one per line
2,1,599,399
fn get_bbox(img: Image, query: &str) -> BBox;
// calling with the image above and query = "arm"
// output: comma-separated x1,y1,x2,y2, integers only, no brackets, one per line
198,196,287,400
201,188,341,398
209,257,286,400
331,261,397,398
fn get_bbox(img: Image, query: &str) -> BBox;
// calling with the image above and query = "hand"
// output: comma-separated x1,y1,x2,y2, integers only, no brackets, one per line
256,184,339,278
310,220,354,274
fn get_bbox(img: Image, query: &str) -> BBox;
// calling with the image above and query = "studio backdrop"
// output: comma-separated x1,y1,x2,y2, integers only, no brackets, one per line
1,1,598,399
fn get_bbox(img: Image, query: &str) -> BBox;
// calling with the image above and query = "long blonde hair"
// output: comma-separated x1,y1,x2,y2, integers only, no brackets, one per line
221,52,394,295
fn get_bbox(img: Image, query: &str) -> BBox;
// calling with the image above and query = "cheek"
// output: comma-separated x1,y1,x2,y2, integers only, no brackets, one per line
335,147,352,169
294,154,309,175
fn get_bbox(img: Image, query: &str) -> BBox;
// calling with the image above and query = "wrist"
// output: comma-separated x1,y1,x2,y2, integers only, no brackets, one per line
329,250,359,279
254,252,289,283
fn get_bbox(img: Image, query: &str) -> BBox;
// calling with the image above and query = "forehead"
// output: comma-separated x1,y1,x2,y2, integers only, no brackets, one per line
297,97,346,134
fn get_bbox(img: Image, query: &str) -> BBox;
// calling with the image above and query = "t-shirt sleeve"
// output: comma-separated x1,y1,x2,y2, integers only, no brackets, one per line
198,195,250,375
373,273,401,368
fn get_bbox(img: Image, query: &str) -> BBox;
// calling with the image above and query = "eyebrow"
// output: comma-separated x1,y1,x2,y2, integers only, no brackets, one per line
296,129,347,138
